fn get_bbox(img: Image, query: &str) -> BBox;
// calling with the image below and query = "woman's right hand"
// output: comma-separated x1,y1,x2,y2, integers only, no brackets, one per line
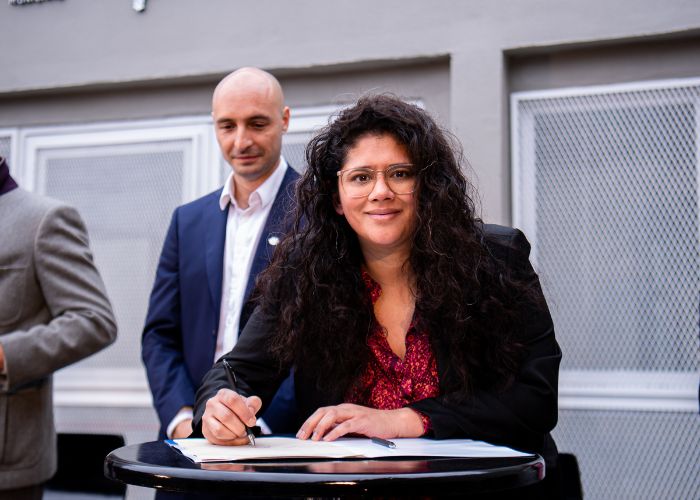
201,388,262,445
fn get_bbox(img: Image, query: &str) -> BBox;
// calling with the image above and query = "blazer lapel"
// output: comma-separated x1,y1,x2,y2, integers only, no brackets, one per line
244,167,298,300
241,167,299,323
205,200,228,316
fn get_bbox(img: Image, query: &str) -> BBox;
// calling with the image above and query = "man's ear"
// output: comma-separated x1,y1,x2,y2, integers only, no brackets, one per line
281,106,290,133
333,193,344,215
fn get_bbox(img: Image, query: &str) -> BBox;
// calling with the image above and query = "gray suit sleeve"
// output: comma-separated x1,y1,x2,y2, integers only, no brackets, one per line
0,204,117,391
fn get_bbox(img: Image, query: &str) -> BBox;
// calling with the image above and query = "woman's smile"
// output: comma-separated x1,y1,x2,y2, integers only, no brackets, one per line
366,208,402,219
335,133,416,255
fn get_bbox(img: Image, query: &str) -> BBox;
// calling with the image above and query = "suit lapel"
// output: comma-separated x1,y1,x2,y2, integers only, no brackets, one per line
205,198,228,317
242,167,299,318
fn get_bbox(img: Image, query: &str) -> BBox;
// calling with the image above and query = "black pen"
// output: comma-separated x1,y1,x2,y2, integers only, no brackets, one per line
222,359,256,447
371,437,396,449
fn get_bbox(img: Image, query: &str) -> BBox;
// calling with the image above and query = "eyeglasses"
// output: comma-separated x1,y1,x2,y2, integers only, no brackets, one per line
336,163,416,198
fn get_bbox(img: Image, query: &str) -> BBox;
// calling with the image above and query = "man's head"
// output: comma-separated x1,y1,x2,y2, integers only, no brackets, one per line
212,67,290,189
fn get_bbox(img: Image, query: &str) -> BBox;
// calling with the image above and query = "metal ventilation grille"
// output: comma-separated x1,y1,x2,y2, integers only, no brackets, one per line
41,145,185,370
282,139,308,171
0,136,10,162
512,80,700,499
555,409,700,500
520,86,699,371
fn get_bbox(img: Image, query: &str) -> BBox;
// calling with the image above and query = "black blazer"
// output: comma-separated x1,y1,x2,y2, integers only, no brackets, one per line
193,224,561,467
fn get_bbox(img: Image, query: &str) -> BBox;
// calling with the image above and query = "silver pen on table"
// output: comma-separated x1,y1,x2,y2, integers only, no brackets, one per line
371,437,396,449
222,359,256,447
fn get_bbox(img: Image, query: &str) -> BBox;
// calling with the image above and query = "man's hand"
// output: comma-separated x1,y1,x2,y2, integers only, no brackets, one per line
172,418,193,439
296,404,424,442
201,388,262,445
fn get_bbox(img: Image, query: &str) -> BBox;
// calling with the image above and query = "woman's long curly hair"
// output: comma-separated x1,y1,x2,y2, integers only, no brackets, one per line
257,94,540,400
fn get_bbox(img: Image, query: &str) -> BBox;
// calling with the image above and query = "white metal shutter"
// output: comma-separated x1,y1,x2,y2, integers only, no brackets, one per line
511,79,700,499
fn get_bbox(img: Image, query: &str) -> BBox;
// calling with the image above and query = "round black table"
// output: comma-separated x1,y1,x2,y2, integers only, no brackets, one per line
105,440,545,498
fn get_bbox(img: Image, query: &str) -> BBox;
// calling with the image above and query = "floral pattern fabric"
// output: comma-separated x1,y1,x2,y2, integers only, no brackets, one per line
345,271,439,434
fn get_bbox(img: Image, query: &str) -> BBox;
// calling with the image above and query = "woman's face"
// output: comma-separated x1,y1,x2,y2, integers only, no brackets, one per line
335,133,417,258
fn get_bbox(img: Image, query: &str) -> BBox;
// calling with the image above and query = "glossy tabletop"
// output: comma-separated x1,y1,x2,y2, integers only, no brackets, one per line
105,440,545,497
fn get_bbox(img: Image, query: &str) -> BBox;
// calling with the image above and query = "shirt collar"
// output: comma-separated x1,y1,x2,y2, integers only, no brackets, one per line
361,269,383,305
219,156,288,211
0,157,18,196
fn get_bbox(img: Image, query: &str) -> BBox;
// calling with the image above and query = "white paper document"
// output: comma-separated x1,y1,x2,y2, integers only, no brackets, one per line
166,437,532,463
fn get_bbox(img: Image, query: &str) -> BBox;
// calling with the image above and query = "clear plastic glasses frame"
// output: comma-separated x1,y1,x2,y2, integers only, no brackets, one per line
336,163,416,198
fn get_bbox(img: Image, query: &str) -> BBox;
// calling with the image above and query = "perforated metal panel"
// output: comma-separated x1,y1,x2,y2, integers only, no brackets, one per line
282,139,308,170
40,144,186,370
0,136,10,161
512,80,700,499
555,409,700,499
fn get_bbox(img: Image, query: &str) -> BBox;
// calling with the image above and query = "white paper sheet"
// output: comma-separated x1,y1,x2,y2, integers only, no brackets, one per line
166,437,532,463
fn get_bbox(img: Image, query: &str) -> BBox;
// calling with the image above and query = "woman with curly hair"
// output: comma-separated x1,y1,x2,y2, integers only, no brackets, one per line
193,94,561,469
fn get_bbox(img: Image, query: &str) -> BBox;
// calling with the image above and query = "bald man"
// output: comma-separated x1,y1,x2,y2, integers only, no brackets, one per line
142,68,299,439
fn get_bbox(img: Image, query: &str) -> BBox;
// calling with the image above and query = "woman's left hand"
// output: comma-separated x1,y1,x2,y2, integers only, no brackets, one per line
296,403,424,441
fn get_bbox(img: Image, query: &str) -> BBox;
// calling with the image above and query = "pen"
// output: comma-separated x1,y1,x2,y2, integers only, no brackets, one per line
222,359,256,447
371,437,396,449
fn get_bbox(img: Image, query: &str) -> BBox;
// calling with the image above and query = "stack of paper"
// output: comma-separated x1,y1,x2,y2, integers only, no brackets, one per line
166,437,532,463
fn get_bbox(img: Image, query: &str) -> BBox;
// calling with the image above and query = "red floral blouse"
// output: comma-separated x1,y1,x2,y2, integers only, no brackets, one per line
345,270,439,434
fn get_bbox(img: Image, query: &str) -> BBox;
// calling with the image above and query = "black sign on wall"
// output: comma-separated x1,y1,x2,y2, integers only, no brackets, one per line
9,0,64,6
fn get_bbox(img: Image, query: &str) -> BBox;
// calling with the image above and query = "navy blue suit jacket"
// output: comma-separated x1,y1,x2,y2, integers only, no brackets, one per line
142,166,299,438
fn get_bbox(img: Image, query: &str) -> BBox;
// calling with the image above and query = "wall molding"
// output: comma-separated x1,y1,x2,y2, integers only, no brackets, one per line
559,370,699,412
54,367,153,407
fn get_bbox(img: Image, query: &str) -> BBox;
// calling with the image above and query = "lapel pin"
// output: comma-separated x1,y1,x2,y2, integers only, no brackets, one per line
267,235,280,246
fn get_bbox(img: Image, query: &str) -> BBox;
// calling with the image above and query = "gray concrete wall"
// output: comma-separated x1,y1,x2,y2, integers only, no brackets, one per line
0,60,449,128
2,0,699,223
509,36,700,92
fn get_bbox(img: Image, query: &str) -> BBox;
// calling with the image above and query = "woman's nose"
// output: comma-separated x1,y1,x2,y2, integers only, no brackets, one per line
369,172,394,200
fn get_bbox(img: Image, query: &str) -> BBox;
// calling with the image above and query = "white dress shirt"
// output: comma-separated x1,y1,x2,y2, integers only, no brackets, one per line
166,158,288,438
215,158,288,360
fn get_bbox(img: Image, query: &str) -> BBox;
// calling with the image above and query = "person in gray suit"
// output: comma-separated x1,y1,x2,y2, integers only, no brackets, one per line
0,157,117,499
